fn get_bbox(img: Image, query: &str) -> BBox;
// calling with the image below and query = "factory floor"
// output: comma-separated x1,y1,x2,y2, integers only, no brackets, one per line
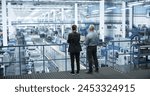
1,67,150,79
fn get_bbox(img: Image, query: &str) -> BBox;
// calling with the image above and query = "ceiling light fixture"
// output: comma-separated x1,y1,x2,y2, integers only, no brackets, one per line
91,10,99,14
121,7,131,11
144,4,150,7
105,10,112,13
107,6,116,10
128,1,144,7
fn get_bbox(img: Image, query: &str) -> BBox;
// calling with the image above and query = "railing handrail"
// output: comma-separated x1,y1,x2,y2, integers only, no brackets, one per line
2,43,68,48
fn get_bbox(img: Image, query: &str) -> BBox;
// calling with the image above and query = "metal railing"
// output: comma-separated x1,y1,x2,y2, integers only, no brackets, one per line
0,43,90,76
1,39,142,76
106,39,142,73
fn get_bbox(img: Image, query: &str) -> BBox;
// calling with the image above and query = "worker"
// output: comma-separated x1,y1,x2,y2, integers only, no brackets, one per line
67,25,82,75
84,24,99,74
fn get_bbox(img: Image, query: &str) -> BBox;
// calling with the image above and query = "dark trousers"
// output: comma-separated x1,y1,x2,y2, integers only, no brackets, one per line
70,52,80,73
87,46,99,72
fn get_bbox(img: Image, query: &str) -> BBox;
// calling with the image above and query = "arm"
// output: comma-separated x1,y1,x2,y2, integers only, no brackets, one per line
78,33,81,42
67,34,71,43
84,34,90,46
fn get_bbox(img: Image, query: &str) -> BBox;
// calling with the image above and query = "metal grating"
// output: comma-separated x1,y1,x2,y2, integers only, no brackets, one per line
1,67,150,79
0,67,129,79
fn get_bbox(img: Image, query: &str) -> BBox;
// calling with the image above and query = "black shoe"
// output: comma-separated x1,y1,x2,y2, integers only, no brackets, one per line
95,68,99,72
76,71,79,75
95,69,99,72
70,72,75,75
76,72,79,75
86,71,93,74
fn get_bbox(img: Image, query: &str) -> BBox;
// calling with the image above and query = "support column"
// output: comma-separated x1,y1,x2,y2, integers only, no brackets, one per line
129,7,133,30
48,12,49,22
8,3,11,29
61,8,64,37
53,10,56,31
122,1,126,38
75,3,78,27
100,0,105,41
44,13,46,22
2,0,7,46
8,2,16,40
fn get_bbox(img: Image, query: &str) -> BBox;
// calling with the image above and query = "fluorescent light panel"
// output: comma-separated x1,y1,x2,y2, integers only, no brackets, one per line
121,7,131,11
144,4,150,7
105,9,112,13
107,6,116,10
128,1,144,7
91,10,99,14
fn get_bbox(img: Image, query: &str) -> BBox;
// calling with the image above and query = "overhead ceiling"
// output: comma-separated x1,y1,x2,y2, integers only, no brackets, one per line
12,4,73,18
6,0,149,21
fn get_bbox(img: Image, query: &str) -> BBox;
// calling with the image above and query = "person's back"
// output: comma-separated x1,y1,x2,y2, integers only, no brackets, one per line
84,24,99,74
68,32,80,45
67,25,82,75
68,32,81,53
86,31,99,46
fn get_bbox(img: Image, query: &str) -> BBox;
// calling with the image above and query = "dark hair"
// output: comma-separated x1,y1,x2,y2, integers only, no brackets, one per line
72,25,77,31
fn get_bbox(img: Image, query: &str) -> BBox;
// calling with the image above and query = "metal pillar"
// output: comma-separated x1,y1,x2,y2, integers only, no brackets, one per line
122,1,126,38
8,2,15,40
129,7,133,30
48,12,50,22
53,10,56,31
8,3,11,29
2,0,7,46
61,8,64,37
100,0,105,41
75,3,78,27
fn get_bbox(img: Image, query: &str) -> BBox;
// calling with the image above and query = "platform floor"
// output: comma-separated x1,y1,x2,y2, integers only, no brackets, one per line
1,67,150,79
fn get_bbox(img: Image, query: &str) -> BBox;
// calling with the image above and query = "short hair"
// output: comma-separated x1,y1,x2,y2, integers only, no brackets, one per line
72,25,77,31
89,24,95,31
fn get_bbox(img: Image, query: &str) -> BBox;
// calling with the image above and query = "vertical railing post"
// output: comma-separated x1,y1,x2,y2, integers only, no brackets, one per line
4,66,6,76
65,43,67,71
43,45,45,73
130,40,132,71
19,46,21,75
105,46,107,66
85,49,87,69
112,41,115,68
